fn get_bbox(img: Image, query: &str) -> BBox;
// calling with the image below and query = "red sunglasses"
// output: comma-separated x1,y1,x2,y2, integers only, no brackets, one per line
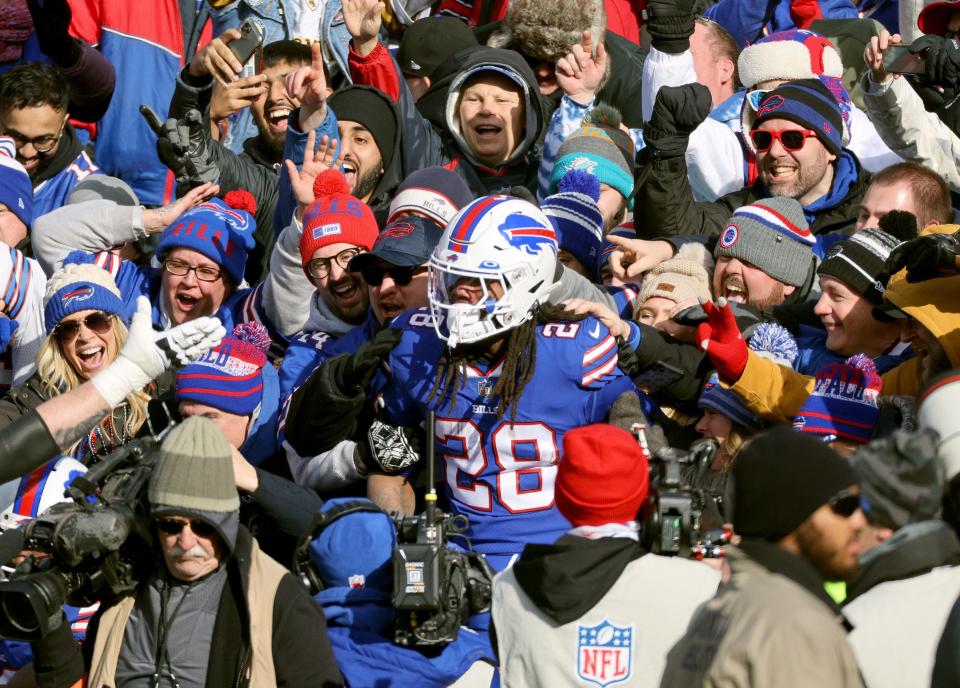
750,128,818,153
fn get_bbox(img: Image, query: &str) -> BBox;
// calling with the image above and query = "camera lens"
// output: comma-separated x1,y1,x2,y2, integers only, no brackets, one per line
1,591,41,634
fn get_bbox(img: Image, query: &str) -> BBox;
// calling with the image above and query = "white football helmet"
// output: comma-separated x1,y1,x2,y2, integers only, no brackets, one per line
428,195,558,347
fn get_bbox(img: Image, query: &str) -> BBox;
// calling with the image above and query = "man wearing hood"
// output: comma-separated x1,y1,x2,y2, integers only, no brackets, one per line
343,0,545,196
28,417,342,688
492,423,720,687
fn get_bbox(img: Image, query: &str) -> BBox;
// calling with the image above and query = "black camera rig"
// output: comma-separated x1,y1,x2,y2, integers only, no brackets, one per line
0,437,161,640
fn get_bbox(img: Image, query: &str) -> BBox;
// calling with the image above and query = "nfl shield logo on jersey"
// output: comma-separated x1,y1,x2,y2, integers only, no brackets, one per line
576,619,634,687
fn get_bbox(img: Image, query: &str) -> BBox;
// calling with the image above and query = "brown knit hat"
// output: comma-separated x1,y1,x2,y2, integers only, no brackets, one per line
486,0,606,62
637,243,714,310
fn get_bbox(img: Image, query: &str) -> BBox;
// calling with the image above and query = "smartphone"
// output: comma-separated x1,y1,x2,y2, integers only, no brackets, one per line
230,18,265,69
884,45,926,75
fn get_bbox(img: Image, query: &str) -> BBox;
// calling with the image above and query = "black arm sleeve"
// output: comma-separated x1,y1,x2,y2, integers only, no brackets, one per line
0,409,62,484
30,614,85,688
272,575,343,687
246,469,324,539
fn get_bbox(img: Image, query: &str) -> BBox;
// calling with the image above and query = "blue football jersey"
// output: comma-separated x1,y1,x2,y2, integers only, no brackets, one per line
382,308,636,563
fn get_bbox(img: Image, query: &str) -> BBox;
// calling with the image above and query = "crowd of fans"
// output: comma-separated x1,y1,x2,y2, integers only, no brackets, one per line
1,0,960,685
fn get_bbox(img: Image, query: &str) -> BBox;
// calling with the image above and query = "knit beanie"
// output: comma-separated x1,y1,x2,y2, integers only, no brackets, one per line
793,354,883,444
300,169,379,273
714,197,816,287
550,104,635,208
751,79,844,157
328,86,398,174
156,191,257,286
387,165,474,226
541,169,604,279
0,136,32,229
699,323,799,430
851,427,944,531
67,174,139,206
149,416,240,552
308,498,396,591
738,30,853,148
638,243,713,309
733,425,859,540
486,0,606,63
555,423,650,527
817,229,903,305
176,322,271,417
43,259,128,333
396,16,478,78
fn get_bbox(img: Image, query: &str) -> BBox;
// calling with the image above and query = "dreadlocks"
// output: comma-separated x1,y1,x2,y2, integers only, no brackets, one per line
427,303,586,423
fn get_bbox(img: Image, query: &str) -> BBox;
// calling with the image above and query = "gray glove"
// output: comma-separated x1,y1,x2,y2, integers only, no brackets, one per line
140,105,220,190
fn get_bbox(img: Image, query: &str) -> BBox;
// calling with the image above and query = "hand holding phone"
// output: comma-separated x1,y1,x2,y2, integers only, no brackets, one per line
187,20,264,85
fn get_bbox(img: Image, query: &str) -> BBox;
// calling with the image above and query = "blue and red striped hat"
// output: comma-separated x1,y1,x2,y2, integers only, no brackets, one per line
793,354,882,444
176,322,271,416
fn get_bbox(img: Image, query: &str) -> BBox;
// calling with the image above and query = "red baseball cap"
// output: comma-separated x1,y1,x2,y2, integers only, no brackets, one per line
919,1,960,36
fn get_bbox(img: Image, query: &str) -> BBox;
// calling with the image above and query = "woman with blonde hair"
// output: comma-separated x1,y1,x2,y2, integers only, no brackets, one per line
0,260,148,461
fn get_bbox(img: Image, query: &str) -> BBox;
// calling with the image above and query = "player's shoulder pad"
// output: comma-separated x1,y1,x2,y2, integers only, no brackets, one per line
392,306,440,331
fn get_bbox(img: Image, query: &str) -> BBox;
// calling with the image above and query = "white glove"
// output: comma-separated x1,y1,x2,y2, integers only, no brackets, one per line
91,296,225,407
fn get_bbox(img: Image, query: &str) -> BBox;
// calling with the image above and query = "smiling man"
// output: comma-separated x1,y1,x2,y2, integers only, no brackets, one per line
712,197,817,309
0,63,100,218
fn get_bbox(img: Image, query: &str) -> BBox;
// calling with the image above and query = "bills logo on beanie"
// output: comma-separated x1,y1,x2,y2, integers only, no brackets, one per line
793,354,882,444
300,169,379,273
43,258,129,333
714,197,816,288
176,322,271,416
751,79,844,157
157,191,257,285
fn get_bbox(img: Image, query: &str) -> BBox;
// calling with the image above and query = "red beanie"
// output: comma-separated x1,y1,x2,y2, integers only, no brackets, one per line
299,169,379,271
555,424,650,527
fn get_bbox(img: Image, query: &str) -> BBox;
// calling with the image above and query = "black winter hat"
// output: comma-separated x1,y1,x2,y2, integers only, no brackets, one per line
397,17,478,79
733,426,859,540
328,86,398,174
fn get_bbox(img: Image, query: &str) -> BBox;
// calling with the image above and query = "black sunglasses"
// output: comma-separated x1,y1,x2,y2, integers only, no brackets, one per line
156,517,217,538
360,264,427,287
828,488,861,518
54,311,114,341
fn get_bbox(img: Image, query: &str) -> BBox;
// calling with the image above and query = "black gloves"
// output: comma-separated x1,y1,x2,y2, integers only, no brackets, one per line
333,327,403,394
645,0,697,54
888,231,960,282
644,83,712,159
912,35,960,91
140,105,220,192
27,0,82,66
283,327,403,457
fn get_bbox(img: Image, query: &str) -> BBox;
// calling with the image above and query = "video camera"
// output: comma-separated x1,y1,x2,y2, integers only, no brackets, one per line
0,437,161,640
641,437,730,558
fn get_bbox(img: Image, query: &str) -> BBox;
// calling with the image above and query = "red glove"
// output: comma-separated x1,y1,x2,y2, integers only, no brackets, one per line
696,298,748,382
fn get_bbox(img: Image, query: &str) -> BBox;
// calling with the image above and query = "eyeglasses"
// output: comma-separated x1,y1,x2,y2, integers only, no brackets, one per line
3,118,66,154
53,311,114,341
750,128,819,153
828,488,862,518
156,517,217,538
361,264,427,287
306,247,362,280
163,258,223,282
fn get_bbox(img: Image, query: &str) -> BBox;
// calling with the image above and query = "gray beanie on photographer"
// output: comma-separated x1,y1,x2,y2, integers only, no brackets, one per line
714,197,816,288
150,417,240,550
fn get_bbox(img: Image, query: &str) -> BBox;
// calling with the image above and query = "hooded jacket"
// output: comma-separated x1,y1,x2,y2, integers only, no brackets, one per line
317,587,495,687
349,42,546,196
492,535,719,688
844,522,960,688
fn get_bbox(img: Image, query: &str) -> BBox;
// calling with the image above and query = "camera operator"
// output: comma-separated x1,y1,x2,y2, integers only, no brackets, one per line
491,423,721,688
28,417,342,688
0,295,225,485
661,426,867,687
863,28,960,192
301,497,496,687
